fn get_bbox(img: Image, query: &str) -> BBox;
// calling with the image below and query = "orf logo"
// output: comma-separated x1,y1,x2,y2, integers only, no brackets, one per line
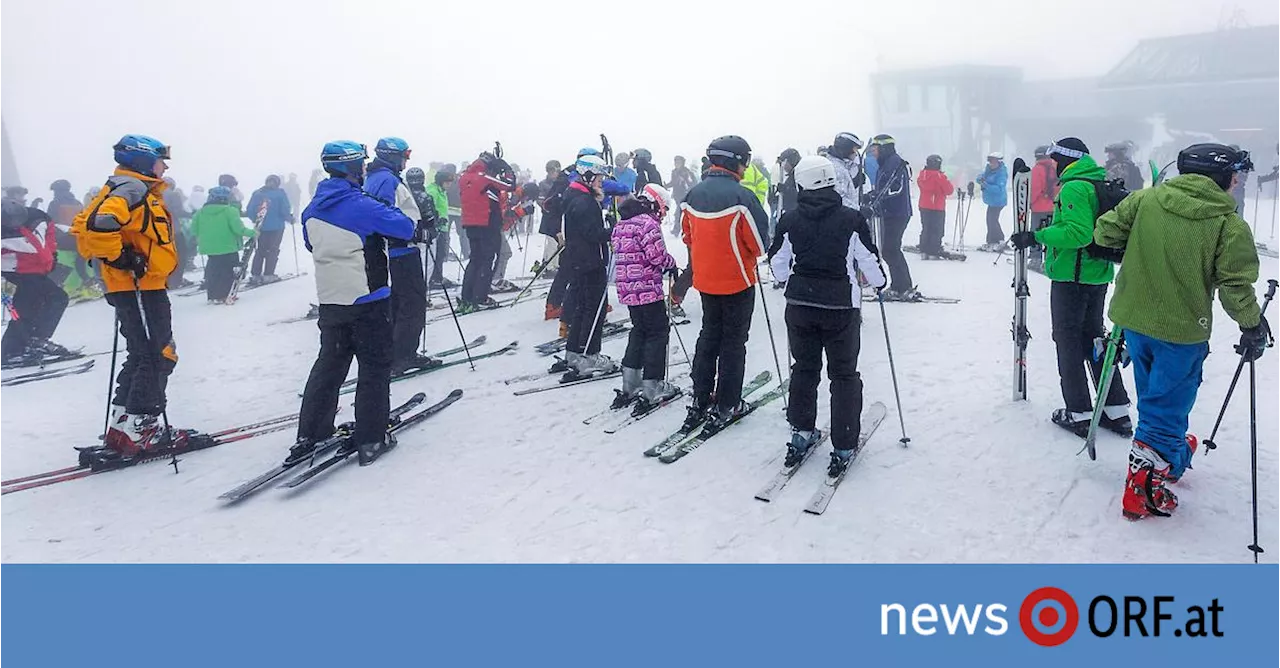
1020,587,1079,646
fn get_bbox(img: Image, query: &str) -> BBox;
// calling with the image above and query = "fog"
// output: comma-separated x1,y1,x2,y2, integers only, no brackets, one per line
3,0,1277,196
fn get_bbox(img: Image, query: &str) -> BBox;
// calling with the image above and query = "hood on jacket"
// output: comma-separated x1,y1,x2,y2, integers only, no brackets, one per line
1059,154,1106,183
796,186,843,218
112,167,168,194
305,177,364,218
368,158,401,176
1155,174,1239,220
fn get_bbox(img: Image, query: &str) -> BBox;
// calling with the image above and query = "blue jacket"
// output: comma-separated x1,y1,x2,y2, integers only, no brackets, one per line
614,166,637,191
978,161,1009,207
872,150,913,219
245,186,293,232
302,177,415,306
864,153,879,185
364,161,422,259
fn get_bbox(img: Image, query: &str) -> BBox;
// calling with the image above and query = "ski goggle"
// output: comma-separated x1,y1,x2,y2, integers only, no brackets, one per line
1047,143,1084,160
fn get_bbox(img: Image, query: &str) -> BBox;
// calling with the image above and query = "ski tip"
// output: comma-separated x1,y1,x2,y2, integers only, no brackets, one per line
447,388,464,398
410,391,428,402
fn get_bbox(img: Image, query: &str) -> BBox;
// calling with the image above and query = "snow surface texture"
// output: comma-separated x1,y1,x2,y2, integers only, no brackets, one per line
2,202,1277,564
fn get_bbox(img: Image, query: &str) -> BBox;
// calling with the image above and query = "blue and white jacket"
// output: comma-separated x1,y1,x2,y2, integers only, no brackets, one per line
302,177,415,306
364,160,423,259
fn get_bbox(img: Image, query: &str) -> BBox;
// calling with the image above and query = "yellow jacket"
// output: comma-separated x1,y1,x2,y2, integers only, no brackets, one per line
72,168,178,292
741,163,770,208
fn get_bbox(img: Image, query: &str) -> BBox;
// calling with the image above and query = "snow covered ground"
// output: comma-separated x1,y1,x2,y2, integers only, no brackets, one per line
2,204,1277,564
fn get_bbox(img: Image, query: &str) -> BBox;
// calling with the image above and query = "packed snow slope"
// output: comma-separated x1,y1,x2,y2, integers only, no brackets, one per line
2,212,1277,563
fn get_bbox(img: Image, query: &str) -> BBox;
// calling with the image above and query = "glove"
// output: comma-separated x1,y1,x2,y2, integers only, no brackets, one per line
1237,314,1272,361
664,265,681,279
852,172,866,189
1009,230,1039,250
105,246,148,279
773,280,787,290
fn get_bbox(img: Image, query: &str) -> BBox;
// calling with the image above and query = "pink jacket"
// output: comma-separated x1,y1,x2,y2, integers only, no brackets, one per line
611,212,675,307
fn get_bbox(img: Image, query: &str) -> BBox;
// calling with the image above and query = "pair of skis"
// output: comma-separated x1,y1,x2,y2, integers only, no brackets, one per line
332,340,517,396
1011,158,1032,402
2,359,95,386
753,402,888,514
640,371,779,463
534,319,631,356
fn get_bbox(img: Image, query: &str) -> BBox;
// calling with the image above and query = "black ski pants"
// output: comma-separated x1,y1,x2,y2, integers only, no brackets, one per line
986,205,1006,245
1050,281,1130,414
390,249,427,364
204,253,238,301
918,209,946,255
251,229,285,277
881,215,914,293
565,266,608,356
297,299,392,446
785,304,863,450
622,300,671,380
1,273,69,357
105,289,176,415
462,226,499,304
691,286,755,411
547,260,570,310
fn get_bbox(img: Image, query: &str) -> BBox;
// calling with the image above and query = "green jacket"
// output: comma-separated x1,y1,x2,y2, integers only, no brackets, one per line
1033,155,1114,285
1095,173,1260,344
191,203,256,256
425,183,452,230
741,163,770,208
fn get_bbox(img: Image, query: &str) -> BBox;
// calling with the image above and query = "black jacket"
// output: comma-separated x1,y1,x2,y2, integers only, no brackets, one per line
560,183,610,272
771,172,798,217
768,188,882,308
634,160,664,193
538,169,573,237
870,146,913,219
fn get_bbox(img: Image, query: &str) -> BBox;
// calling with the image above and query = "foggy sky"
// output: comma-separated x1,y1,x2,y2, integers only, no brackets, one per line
3,0,1277,197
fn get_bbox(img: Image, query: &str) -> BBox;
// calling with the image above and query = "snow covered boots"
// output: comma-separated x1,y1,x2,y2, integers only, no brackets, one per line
1123,441,1179,520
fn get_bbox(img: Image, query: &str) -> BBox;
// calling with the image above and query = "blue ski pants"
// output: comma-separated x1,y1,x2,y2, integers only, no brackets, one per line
1124,329,1209,479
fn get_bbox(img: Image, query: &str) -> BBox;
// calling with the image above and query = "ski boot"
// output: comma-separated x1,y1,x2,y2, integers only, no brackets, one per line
208,298,226,305
3,348,43,369
610,367,643,410
702,400,749,436
1166,435,1199,484
562,353,618,383
1122,442,1178,520
785,429,823,468
548,354,571,374
478,297,501,309
632,378,681,417
1051,408,1091,438
246,276,264,287
827,448,854,477
1099,405,1134,437
305,303,320,319
680,400,711,434
544,303,563,321
31,338,77,358
394,354,443,376
284,429,348,467
357,432,398,466
668,299,686,319
455,300,478,315
104,413,184,460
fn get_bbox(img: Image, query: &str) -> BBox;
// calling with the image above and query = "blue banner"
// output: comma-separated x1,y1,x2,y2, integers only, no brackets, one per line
3,565,1275,667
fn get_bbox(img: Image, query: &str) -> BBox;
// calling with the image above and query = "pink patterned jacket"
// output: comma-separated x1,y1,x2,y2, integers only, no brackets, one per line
611,212,676,307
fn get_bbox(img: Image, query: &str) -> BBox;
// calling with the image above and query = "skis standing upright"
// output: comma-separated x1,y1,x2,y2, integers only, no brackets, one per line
226,199,270,304
1010,158,1032,401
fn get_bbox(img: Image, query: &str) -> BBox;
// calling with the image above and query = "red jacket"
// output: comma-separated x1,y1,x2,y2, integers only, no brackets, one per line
459,160,514,228
1,208,56,275
916,169,954,211
1030,158,1057,213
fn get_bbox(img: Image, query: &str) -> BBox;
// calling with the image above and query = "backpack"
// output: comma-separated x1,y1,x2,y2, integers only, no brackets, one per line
1073,178,1129,265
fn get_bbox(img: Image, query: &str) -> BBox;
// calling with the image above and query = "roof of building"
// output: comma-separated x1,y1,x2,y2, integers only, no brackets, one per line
1099,25,1279,88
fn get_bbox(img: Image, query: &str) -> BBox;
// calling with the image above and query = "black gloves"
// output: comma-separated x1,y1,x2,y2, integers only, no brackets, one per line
105,246,148,279
1009,231,1039,250
852,172,866,189
1237,314,1272,361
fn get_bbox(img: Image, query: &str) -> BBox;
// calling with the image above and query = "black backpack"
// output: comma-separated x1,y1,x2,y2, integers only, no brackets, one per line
1070,177,1130,265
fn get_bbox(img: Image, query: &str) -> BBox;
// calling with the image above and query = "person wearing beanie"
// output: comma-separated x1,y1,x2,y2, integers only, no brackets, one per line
976,152,1009,251
865,134,918,300
1009,137,1132,442
915,154,955,258
1093,142,1264,521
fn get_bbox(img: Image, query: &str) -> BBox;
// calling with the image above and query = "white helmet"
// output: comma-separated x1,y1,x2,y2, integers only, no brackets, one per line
576,154,608,179
987,151,1004,160
639,183,672,218
795,155,837,191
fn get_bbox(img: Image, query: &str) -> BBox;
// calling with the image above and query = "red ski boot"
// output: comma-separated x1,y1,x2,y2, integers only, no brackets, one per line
1122,442,1179,521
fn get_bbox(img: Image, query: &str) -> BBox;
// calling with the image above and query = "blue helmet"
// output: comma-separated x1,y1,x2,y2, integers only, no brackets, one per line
113,134,170,176
320,141,368,178
207,186,233,204
375,137,411,170
577,147,601,159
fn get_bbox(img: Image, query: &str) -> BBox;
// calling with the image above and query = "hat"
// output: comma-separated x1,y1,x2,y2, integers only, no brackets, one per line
1047,137,1089,160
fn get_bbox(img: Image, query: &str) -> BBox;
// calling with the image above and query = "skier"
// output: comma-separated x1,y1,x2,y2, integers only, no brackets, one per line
536,159,563,286
2,196,72,366
609,184,680,411
631,148,664,193
283,173,302,214
162,177,196,289
824,132,866,209
457,151,516,313
365,137,439,374
1008,137,1131,438
557,153,618,380
71,134,185,458
290,140,416,467
1103,142,1144,192
46,179,98,300
866,134,918,300
770,148,801,221
188,185,207,210
244,174,294,285
444,163,468,261
768,155,887,476
976,152,1008,251
668,155,697,235
190,185,255,303
412,167,456,289
679,135,769,432
1093,143,1264,520
915,154,955,258
613,151,637,191
218,174,244,212
741,157,771,208
1029,145,1058,272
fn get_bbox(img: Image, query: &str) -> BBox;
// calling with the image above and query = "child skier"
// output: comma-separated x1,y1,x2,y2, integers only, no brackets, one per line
1093,143,1265,520
610,183,680,414
190,185,255,303
915,154,955,258
769,156,886,477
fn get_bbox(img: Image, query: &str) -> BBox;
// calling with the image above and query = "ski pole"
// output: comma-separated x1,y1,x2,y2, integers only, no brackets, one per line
131,276,178,472
510,244,563,308
1203,278,1277,453
877,292,911,447
290,221,301,276
1247,351,1263,562
427,242,476,371
757,280,787,408
100,311,120,441
521,215,534,277
1251,182,1261,236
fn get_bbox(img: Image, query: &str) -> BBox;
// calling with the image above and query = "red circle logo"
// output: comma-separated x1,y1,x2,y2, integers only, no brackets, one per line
1019,587,1079,647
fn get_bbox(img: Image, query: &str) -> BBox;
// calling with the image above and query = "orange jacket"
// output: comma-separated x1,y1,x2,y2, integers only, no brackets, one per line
72,168,178,292
680,173,766,296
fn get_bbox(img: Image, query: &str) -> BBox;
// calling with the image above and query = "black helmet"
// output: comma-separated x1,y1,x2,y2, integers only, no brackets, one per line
706,135,751,170
1177,143,1253,190
1,198,28,225
219,174,238,188
1104,142,1130,155
633,148,653,162
1034,145,1050,158
925,154,943,169
778,148,801,167
545,159,561,172
830,132,862,159
265,174,281,188
405,167,426,186
50,179,72,192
